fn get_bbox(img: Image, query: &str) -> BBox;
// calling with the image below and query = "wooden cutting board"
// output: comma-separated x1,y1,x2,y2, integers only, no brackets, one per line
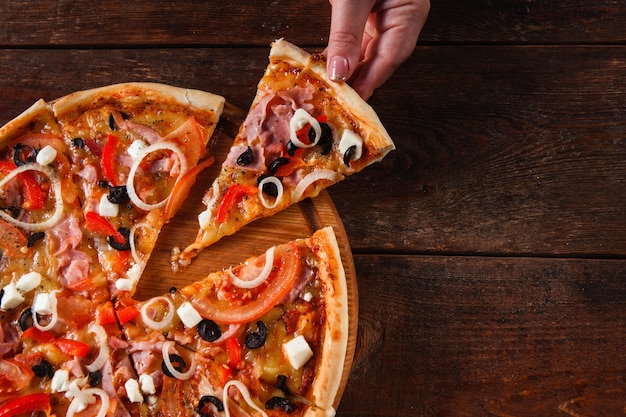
136,102,358,408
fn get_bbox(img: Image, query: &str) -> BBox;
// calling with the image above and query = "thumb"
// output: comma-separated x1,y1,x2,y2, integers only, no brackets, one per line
326,0,374,81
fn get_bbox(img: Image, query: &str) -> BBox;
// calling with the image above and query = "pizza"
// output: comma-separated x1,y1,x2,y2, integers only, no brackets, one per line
180,38,394,262
116,226,348,417
0,39,388,417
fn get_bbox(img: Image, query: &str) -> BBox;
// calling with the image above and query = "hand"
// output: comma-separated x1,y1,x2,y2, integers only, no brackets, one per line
325,0,430,99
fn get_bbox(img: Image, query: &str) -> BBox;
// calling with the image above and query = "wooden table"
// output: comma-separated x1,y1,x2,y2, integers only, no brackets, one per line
1,1,625,415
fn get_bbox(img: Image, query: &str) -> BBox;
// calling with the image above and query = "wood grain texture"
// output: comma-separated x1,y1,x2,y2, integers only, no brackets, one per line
339,254,626,416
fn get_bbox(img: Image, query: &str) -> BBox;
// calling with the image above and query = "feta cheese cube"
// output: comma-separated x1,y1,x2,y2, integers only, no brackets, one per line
16,271,42,293
51,369,70,393
99,194,119,217
36,145,58,165
115,278,134,292
139,374,156,395
127,140,148,158
0,283,24,310
33,292,53,315
125,378,144,403
176,302,203,328
282,335,313,370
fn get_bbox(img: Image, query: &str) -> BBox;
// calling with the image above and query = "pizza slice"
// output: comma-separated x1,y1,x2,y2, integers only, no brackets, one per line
50,82,225,296
118,226,349,417
180,39,394,261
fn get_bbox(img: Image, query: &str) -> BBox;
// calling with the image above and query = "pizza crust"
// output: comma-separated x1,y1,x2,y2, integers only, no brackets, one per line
51,82,225,120
307,226,350,414
269,38,395,164
0,99,57,149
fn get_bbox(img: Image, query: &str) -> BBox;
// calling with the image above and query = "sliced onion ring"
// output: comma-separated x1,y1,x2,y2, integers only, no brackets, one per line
162,340,195,380
258,176,283,209
223,380,268,417
0,163,64,231
292,169,340,202
33,290,60,332
66,388,110,417
85,323,109,373
126,142,188,212
289,108,321,149
227,247,275,289
140,296,175,331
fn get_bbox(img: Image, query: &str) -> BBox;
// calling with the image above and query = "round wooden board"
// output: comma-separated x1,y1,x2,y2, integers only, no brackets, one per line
136,102,358,409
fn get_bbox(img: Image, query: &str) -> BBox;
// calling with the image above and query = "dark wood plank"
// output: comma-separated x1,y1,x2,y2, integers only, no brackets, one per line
339,254,626,416
2,1,626,47
331,45,626,257
421,1,626,44
0,0,331,47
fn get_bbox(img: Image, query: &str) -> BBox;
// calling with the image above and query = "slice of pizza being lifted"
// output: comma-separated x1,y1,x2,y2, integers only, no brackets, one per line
180,39,394,261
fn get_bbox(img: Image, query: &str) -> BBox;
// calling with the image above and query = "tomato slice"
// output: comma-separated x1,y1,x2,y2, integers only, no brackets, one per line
0,393,50,417
182,242,301,324
164,116,206,168
0,219,27,258
0,359,34,396
164,156,214,220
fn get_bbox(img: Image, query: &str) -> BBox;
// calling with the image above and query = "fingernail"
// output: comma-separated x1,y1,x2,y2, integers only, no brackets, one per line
330,56,349,81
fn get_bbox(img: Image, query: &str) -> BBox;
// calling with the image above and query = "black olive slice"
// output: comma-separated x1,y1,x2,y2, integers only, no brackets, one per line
108,114,117,130
18,307,33,331
107,227,131,251
27,231,45,248
197,395,225,415
97,180,110,189
32,360,54,378
245,321,267,349
71,137,86,148
343,145,357,166
107,185,130,204
89,370,103,387
198,319,222,342
317,123,333,155
162,353,186,378
13,144,38,166
277,374,291,395
268,157,291,175
286,140,298,157
1,206,20,218
265,396,294,413
236,146,255,166
257,174,279,197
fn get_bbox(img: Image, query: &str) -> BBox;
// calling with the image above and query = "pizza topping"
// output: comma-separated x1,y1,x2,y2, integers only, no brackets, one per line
244,321,268,349
12,144,38,166
139,373,156,395
35,145,58,166
223,380,268,417
265,396,295,413
0,284,24,310
292,169,341,202
140,295,175,331
183,242,301,324
258,176,284,209
32,290,59,331
98,194,119,218
338,129,363,165
0,163,64,231
32,359,54,378
227,246,275,289
125,378,144,403
282,335,313,370
289,109,321,149
26,231,45,247
236,146,255,166
107,185,130,204
71,137,85,148
85,323,109,372
107,227,131,251
65,387,110,417
15,271,42,293
197,319,222,342
176,301,203,328
268,157,291,175
214,184,257,224
126,141,188,212
0,393,51,417
18,307,33,330
197,395,225,415
161,340,195,380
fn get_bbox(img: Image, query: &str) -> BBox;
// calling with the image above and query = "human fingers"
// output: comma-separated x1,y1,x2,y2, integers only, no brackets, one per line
326,0,377,82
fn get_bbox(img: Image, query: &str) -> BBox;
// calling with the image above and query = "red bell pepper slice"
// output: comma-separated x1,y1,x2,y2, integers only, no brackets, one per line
0,160,45,210
226,336,242,369
102,134,120,186
115,305,140,324
84,211,126,245
21,327,54,343
214,184,257,224
53,338,90,357
0,393,51,417
98,300,117,325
